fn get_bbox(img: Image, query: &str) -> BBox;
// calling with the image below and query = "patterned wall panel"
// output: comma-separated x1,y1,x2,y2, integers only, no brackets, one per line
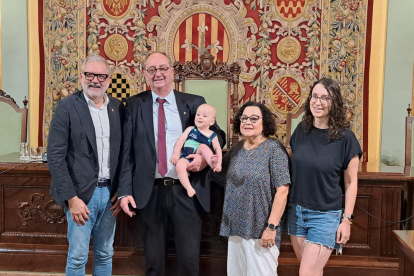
40,0,371,156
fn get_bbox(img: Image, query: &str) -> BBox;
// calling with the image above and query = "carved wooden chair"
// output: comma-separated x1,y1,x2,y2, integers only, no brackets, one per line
284,103,305,147
173,51,241,148
405,104,414,167
0,90,28,156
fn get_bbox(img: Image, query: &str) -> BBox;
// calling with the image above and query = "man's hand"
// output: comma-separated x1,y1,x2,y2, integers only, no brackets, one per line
68,196,90,226
109,192,122,216
186,154,208,172
213,164,222,172
120,196,136,217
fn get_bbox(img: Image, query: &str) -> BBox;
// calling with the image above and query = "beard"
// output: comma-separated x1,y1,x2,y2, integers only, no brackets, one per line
82,82,106,98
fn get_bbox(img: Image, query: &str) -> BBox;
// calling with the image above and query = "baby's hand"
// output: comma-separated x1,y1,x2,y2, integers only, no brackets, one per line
170,153,179,166
213,165,222,172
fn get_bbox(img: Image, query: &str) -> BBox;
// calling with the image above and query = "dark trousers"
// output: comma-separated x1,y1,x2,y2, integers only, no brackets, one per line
137,182,203,276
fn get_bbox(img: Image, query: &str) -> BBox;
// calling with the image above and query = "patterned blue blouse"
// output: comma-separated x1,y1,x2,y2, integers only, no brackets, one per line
211,138,291,249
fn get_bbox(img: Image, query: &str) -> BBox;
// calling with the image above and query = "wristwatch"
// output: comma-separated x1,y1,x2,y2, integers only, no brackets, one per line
265,222,279,231
342,213,354,222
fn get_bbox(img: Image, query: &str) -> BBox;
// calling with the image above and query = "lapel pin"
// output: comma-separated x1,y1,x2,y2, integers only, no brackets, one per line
184,112,186,114
112,108,114,112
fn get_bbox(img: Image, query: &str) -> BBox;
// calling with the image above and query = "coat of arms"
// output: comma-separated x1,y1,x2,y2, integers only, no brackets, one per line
271,77,302,113
103,0,130,19
275,0,307,21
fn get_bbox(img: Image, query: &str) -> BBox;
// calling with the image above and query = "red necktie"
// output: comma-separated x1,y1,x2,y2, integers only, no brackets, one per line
156,99,167,177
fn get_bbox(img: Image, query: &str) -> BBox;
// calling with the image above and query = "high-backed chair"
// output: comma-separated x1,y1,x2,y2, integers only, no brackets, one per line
284,103,305,147
173,51,241,148
0,90,28,156
405,104,414,167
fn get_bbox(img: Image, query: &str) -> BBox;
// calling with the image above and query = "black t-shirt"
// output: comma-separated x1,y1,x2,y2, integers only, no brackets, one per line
289,122,362,211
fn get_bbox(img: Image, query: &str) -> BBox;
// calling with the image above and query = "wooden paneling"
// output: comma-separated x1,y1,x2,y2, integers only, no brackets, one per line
394,231,414,276
0,162,412,275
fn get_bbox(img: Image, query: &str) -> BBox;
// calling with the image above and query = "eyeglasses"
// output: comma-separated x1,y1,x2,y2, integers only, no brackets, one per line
240,115,261,123
83,72,109,82
310,94,330,104
146,67,170,75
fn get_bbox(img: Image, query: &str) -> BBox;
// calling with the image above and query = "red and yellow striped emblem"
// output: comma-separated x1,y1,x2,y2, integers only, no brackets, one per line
271,77,302,113
173,13,229,63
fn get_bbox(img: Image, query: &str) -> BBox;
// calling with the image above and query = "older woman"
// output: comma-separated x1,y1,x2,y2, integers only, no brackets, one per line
211,101,290,275
287,78,362,276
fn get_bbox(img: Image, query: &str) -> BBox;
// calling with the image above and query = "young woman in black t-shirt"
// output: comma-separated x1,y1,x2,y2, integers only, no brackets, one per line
287,78,362,275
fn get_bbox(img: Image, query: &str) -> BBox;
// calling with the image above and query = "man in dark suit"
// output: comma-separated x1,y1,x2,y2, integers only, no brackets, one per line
119,52,225,276
48,54,124,276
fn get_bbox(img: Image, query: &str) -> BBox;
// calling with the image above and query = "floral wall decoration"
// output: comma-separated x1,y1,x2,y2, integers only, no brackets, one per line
40,0,371,157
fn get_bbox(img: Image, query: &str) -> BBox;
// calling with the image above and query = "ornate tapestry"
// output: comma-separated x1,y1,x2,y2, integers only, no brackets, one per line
40,0,372,159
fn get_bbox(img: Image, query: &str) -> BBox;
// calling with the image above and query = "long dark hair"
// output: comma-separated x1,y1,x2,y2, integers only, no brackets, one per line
302,78,350,140
233,101,276,137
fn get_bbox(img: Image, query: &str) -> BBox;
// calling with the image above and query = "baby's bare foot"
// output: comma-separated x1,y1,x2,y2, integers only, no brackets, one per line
211,155,218,169
187,188,196,197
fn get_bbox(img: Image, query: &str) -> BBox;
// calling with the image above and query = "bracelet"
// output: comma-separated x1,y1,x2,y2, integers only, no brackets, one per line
342,217,352,225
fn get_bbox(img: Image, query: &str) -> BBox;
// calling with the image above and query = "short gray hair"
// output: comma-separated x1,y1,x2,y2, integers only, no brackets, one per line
144,51,172,68
81,54,111,75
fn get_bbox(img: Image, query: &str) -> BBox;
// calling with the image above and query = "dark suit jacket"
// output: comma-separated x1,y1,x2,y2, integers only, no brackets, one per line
48,90,124,207
118,90,225,212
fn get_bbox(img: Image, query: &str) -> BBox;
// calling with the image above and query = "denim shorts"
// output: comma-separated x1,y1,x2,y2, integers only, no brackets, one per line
287,203,342,252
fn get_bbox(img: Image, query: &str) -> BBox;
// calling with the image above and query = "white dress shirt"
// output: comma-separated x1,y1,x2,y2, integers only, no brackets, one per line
83,92,111,180
152,90,183,179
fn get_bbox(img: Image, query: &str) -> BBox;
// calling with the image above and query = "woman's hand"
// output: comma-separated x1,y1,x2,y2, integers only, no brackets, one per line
336,219,351,244
260,227,277,248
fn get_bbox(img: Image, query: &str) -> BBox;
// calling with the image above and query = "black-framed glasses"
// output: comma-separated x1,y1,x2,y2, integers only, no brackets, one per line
240,115,261,123
310,94,330,104
146,67,170,75
83,72,109,82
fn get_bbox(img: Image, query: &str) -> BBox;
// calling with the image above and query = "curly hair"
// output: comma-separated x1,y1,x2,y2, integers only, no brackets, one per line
233,101,276,138
302,78,350,140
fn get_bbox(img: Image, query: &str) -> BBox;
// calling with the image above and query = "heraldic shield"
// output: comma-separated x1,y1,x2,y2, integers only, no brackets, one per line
271,76,302,114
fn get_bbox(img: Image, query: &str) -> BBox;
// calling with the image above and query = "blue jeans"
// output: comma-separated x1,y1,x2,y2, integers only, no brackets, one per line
287,203,342,252
65,186,116,276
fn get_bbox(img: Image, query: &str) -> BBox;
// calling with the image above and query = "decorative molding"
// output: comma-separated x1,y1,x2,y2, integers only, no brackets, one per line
173,51,241,84
0,90,17,105
173,51,241,146
0,90,28,108
147,0,258,105
2,232,67,238
17,193,66,226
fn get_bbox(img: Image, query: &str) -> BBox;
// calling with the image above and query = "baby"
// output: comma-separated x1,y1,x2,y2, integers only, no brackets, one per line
170,104,222,197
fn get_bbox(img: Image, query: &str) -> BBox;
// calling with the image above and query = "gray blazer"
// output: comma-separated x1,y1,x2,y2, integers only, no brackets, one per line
48,90,124,207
